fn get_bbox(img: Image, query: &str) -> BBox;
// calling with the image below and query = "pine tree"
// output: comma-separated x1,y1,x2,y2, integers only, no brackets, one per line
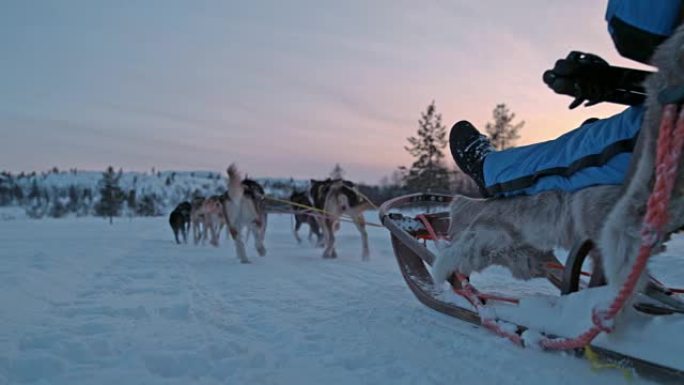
485,103,524,150
13,185,23,204
67,185,80,213
28,179,41,203
136,193,160,217
403,101,451,192
0,173,10,206
330,164,345,179
49,196,67,218
126,190,137,212
94,166,124,224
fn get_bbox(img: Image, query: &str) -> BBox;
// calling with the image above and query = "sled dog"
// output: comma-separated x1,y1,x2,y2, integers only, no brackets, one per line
310,178,372,260
169,201,191,244
289,190,323,245
190,195,225,246
221,165,268,263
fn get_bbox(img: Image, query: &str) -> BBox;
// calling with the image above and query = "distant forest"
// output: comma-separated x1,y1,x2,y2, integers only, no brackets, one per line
0,166,479,220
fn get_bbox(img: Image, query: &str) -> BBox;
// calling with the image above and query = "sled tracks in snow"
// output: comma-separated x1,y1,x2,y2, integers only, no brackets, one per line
379,193,684,384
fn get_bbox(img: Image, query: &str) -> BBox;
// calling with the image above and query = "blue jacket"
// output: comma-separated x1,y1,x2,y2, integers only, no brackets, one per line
606,0,682,63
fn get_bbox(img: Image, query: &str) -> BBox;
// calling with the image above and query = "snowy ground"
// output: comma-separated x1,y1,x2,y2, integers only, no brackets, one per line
0,213,680,384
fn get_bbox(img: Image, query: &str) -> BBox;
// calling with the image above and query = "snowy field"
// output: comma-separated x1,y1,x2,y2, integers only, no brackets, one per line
0,212,680,385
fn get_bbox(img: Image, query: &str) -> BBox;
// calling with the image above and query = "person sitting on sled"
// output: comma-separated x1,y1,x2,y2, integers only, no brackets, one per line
451,0,683,198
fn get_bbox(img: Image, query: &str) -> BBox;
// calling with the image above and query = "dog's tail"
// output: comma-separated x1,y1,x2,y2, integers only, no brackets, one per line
227,164,244,202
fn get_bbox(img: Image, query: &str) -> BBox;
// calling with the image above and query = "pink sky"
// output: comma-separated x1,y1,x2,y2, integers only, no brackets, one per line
1,1,653,183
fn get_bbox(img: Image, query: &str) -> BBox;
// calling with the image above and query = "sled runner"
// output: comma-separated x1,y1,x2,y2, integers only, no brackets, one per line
379,193,684,383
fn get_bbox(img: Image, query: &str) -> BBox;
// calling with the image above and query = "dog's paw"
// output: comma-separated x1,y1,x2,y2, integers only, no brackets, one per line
257,245,267,256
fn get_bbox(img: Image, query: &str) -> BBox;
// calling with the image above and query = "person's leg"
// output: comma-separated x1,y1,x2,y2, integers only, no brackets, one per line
450,105,644,197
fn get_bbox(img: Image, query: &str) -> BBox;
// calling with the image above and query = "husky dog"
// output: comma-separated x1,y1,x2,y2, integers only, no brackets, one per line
190,196,206,244
289,190,322,245
169,201,192,244
193,195,226,247
599,25,684,290
310,178,372,260
432,186,619,283
221,165,268,263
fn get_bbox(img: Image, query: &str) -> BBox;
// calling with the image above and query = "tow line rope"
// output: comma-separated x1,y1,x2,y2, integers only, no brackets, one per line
264,195,384,228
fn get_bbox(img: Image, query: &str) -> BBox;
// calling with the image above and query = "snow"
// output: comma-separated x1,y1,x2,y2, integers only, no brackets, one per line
0,213,677,384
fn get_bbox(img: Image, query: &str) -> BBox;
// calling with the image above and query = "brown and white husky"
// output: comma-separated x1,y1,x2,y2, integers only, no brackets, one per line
310,178,372,260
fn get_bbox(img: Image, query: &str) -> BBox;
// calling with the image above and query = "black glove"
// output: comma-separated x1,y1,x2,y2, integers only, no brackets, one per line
543,51,650,109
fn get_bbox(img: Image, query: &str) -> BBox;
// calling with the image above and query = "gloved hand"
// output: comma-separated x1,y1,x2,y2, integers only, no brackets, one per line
543,51,649,109
543,51,612,109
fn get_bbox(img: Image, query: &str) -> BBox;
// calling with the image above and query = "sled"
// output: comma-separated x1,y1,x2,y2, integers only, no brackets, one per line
379,192,684,384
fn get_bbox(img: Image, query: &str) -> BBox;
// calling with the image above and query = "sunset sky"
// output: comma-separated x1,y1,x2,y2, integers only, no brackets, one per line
1,1,652,183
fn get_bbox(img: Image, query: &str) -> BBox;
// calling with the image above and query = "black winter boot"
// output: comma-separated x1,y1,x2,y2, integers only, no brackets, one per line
449,120,493,197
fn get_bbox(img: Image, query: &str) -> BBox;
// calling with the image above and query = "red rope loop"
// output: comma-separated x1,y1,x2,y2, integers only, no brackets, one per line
591,308,615,334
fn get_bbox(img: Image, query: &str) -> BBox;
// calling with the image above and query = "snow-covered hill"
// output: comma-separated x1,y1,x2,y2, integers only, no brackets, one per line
0,169,309,219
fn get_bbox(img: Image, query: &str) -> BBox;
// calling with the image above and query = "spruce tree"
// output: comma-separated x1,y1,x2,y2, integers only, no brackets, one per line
67,185,80,213
13,185,23,204
136,193,159,217
0,173,10,206
485,103,524,150
126,190,137,212
49,197,67,218
28,179,41,203
403,101,451,192
95,166,124,224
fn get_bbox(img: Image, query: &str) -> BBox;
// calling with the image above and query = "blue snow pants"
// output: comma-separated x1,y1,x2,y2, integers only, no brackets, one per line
483,105,644,197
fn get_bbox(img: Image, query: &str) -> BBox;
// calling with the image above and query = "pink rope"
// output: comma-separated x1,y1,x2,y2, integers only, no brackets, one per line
417,214,522,342
455,274,523,345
